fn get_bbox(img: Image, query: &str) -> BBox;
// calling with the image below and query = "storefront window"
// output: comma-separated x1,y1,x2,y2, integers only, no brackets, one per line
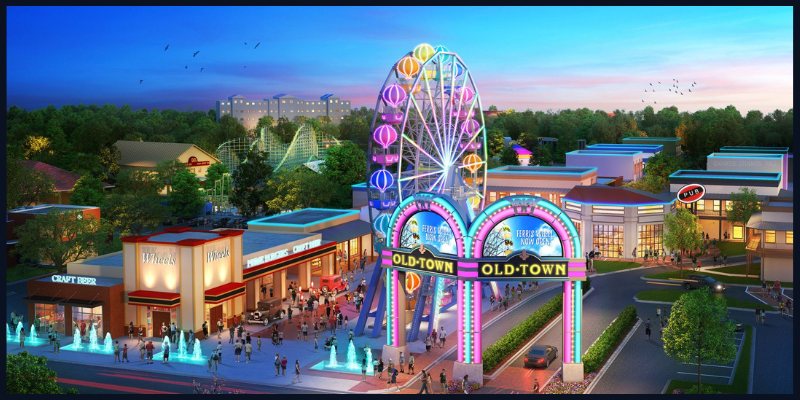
637,224,664,257
349,239,359,262
311,258,322,275
725,200,733,212
592,224,624,258
35,304,65,334
571,219,582,237
786,231,793,244
732,226,743,240
713,200,721,212
72,306,103,337
765,230,776,243
695,200,705,211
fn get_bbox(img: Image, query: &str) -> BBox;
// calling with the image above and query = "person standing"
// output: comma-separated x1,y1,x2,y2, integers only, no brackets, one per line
432,328,438,348
234,339,242,363
645,318,652,341
377,358,385,379
399,351,405,373
215,341,223,364
425,335,432,352
418,369,431,394
462,375,470,394
388,367,399,391
19,327,25,348
439,327,447,348
128,322,135,339
245,341,253,363
170,322,177,343
656,307,662,325
162,343,170,364
146,340,154,364
439,369,447,394
532,377,540,393
114,341,121,363
138,325,144,340
408,353,415,374
294,360,302,383
361,357,368,381
229,325,235,344
202,321,208,339
302,322,308,341
281,355,288,376
274,353,281,376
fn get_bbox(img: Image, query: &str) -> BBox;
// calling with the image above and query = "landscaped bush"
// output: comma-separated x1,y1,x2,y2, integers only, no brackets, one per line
446,380,481,394
583,305,637,373
483,294,563,372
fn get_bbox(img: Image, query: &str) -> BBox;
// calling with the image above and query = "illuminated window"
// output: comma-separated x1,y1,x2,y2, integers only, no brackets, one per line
696,200,705,211
637,224,664,257
592,224,624,258
638,205,663,215
765,230,776,243
786,231,793,244
565,201,582,213
732,226,743,240
592,205,625,215
713,200,721,212
725,201,733,211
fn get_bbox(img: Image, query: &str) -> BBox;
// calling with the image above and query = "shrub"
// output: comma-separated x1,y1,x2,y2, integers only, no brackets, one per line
583,305,637,373
483,294,563,372
446,380,481,394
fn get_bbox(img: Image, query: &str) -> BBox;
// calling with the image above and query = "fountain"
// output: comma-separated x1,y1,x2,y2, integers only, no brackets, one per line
72,328,82,350
6,323,11,340
162,335,171,351
15,321,23,339
88,324,99,350
177,330,187,358
192,338,203,360
328,345,339,367
103,332,113,353
365,347,373,372
346,341,359,370
30,323,38,340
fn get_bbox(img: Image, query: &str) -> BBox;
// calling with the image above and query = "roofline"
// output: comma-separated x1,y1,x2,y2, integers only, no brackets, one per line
248,208,360,228
562,198,675,207
487,166,598,175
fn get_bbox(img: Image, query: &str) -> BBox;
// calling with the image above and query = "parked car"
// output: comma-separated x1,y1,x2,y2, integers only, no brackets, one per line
524,344,558,368
320,275,347,295
683,274,726,293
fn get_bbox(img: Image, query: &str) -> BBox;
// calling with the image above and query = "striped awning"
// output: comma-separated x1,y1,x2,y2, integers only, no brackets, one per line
128,290,181,308
204,282,246,304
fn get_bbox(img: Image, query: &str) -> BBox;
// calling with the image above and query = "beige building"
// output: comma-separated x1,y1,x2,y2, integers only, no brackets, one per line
485,166,600,207
114,140,221,183
746,199,793,283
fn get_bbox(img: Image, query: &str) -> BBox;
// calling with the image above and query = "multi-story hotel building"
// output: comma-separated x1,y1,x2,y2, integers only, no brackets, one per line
216,94,352,130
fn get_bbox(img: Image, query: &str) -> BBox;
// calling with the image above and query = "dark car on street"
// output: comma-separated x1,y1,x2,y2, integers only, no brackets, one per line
524,344,558,368
683,274,726,293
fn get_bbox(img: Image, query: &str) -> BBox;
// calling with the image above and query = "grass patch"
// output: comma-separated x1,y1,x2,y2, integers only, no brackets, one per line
714,241,746,256
710,263,759,276
635,290,773,310
593,260,641,274
6,264,58,283
644,270,792,288
583,305,638,373
665,325,753,394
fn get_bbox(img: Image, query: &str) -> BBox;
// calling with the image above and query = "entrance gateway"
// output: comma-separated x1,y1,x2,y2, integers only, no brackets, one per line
381,193,586,384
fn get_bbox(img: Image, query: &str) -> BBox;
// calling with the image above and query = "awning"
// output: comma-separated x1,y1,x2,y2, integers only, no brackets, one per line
24,295,102,307
243,242,337,281
204,282,246,304
128,290,181,307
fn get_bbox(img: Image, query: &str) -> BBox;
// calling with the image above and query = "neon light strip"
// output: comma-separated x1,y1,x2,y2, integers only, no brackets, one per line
563,282,573,363
393,269,400,345
473,280,482,363
574,280,582,363
386,268,393,346
464,280,472,363
457,280,464,362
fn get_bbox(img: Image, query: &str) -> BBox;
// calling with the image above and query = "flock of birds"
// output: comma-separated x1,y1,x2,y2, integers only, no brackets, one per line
138,41,262,85
641,78,698,105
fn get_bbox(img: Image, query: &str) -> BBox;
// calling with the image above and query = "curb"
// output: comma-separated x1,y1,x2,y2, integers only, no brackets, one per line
632,297,779,314
660,380,671,394
584,317,641,394
748,327,755,394
639,276,753,288
366,283,562,393
591,264,659,278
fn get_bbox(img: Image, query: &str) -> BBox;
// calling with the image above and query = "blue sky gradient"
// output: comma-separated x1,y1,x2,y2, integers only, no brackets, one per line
7,6,793,112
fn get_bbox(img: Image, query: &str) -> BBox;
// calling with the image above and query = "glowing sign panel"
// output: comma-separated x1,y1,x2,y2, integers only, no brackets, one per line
477,251,568,279
390,247,457,277
677,184,705,204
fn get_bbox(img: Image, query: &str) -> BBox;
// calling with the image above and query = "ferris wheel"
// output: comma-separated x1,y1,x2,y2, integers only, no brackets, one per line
367,43,488,243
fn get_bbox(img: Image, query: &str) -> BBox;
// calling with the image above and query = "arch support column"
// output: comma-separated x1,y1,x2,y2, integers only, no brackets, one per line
562,280,584,382
453,262,483,386
382,267,406,363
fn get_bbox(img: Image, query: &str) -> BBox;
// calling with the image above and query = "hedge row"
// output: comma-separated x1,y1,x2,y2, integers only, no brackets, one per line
483,294,563,372
583,305,638,373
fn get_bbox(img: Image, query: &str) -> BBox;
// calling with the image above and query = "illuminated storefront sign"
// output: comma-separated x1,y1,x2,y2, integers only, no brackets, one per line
677,184,705,204
142,251,176,265
477,251,568,279
390,246,458,277
207,247,230,263
51,274,97,285
187,156,210,167
246,239,322,268
293,239,321,253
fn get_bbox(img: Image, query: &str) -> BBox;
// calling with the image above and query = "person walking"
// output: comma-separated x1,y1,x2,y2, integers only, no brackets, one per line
146,340,154,364
281,355,288,376
274,353,281,376
128,321,135,339
361,357,368,381
408,353,415,374
122,343,129,362
418,369,431,394
388,367,400,391
399,351,405,373
425,335,432,352
278,330,284,345
234,339,242,363
439,327,447,348
532,377,540,393
160,322,168,339
377,358,385,379
431,329,438,348
228,325,235,344
114,341,121,363
245,341,253,363
462,375,470,394
439,369,447,394
294,360,302,383
138,325,144,341
19,327,25,348
302,322,308,341
257,335,262,352
645,318,652,341
202,321,208,339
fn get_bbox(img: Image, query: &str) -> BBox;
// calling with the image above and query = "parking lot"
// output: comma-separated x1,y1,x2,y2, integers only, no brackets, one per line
675,330,745,385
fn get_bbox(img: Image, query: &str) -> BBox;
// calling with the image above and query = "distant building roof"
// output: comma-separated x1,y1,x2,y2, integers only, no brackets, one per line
564,185,674,206
622,137,681,142
669,170,781,186
114,140,220,169
718,146,789,155
489,165,597,176
320,94,335,100
20,160,87,192
249,208,358,227
9,204,99,215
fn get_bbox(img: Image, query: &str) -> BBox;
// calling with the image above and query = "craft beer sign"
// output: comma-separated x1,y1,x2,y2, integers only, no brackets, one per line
391,245,458,277
478,250,568,279
677,183,705,204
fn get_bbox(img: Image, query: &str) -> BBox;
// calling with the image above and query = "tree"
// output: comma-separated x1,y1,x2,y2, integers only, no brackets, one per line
230,148,273,218
15,210,101,271
663,288,736,392
486,129,505,157
205,162,232,196
488,105,498,112
255,115,275,135
102,170,166,235
628,152,684,193
321,142,367,208
70,174,106,206
663,208,703,274
98,145,121,182
155,159,189,194
6,352,77,394
499,146,520,166
6,158,56,209
273,117,299,144
168,169,204,220
727,187,760,275
265,167,336,213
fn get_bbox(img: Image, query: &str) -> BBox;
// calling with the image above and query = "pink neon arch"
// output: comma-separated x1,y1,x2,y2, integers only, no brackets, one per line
390,201,467,258
471,206,575,259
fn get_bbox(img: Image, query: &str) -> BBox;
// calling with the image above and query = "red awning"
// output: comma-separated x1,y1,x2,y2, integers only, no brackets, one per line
204,282,246,304
128,290,181,308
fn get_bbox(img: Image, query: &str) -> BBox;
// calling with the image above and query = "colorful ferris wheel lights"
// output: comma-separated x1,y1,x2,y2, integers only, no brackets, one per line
372,124,399,149
381,84,407,108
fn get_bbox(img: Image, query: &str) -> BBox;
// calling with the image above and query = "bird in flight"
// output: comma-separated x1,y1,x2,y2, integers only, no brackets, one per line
184,65,188,69
668,88,672,92
680,92,684,95
254,42,261,49
649,82,653,86
688,89,692,92
200,67,205,72
193,51,200,57
657,81,661,84
641,99,644,102
243,65,247,68
139,79,144,84
244,42,248,45
164,44,169,52
654,101,657,104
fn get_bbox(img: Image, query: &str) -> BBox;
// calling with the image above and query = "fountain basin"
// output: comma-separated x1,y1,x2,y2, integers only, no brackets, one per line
310,360,375,376
150,351,208,365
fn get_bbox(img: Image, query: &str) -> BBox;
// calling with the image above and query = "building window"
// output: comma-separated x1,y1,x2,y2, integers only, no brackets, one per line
786,231,793,244
637,224,664,257
592,205,625,215
713,200,721,212
637,205,663,215
765,230,776,243
73,305,104,337
489,192,497,203
732,226,743,240
565,201,581,213
592,224,624,258
35,304,65,335
571,219,582,237
725,201,734,211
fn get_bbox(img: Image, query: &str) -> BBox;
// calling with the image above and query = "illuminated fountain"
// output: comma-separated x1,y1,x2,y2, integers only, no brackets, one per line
152,334,205,365
103,332,113,353
72,328,82,350
88,324,99,350
192,338,203,360
6,323,11,341
7,320,46,347
328,345,338,367
177,330,187,358
30,324,38,341
62,324,112,353
311,342,374,376
346,341,359,370
15,321,22,339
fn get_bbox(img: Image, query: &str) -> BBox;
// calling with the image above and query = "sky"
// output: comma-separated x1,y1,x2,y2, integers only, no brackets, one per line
6,6,793,113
